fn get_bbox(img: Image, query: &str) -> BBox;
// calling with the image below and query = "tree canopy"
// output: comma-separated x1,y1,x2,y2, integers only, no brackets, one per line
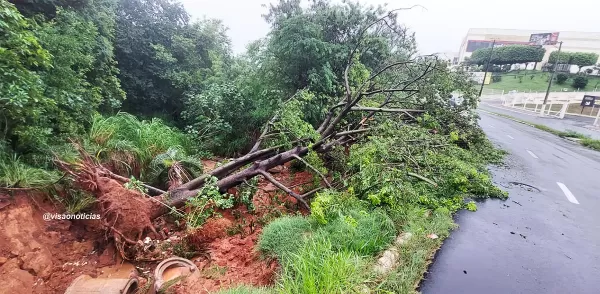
469,45,545,66
549,51,599,68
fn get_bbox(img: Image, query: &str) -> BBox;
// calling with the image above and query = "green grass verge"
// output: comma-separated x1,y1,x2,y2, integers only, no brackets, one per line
482,72,600,93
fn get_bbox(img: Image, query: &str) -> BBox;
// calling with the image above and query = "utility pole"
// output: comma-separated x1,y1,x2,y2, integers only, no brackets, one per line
478,39,496,98
541,41,563,115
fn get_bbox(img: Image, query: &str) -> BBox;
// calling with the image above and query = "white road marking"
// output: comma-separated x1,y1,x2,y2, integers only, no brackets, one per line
506,135,515,140
526,150,539,159
489,125,495,128
557,182,579,204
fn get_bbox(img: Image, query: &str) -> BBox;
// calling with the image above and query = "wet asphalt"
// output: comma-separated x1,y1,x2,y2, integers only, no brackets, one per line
420,111,600,294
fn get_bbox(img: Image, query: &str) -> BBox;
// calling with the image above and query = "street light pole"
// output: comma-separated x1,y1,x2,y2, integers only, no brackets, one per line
541,41,563,115
478,39,496,98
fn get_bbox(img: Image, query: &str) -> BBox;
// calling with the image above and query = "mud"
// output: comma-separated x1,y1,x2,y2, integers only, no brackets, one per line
0,162,314,293
0,194,114,294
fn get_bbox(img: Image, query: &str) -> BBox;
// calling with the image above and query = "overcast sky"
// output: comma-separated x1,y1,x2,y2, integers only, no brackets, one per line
180,0,598,55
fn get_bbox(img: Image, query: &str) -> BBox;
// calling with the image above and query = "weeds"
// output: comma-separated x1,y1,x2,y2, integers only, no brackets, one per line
0,154,60,188
581,138,600,151
277,237,365,294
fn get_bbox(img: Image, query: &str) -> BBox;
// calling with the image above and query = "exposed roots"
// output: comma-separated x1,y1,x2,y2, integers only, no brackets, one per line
55,145,160,260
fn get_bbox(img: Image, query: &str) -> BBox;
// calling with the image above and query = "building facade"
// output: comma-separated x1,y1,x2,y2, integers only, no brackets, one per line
458,28,600,68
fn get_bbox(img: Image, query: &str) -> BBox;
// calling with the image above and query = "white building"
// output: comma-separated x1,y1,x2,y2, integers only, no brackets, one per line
458,28,600,70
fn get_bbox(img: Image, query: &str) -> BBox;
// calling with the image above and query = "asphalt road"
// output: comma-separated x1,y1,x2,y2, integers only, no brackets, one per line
420,111,600,294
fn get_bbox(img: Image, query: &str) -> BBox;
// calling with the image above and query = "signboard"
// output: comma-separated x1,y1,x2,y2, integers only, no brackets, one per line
581,95,597,107
529,32,559,46
470,72,492,85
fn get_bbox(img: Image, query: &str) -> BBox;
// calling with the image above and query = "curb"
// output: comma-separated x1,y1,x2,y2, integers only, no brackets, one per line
479,109,536,127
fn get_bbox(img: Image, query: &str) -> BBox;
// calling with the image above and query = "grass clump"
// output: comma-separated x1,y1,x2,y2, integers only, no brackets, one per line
277,237,365,294
0,154,60,188
581,138,600,150
258,216,313,259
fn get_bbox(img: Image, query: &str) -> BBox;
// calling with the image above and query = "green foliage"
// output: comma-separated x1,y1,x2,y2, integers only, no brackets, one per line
185,176,234,228
0,154,60,188
115,0,231,122
470,45,545,65
181,83,256,155
316,209,395,256
548,51,571,64
86,113,194,177
147,147,203,189
572,76,589,89
124,176,148,194
277,237,364,294
0,0,52,153
556,73,569,84
258,216,313,258
581,138,600,151
52,183,96,214
348,123,506,214
549,51,599,69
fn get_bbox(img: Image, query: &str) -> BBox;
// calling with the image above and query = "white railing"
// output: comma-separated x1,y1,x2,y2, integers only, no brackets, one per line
498,91,600,119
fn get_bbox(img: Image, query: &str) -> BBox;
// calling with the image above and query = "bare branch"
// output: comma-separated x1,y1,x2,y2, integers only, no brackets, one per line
301,187,323,199
362,88,419,96
249,91,302,153
258,170,310,210
368,61,413,82
292,155,331,188
334,128,373,137
350,107,424,113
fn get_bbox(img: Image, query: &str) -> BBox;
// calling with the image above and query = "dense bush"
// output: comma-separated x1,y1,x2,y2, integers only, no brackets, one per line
556,73,569,84
572,76,589,89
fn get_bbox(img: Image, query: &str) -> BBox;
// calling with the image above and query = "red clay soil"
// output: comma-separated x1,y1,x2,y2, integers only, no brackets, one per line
0,162,315,294
0,193,116,294
171,164,315,293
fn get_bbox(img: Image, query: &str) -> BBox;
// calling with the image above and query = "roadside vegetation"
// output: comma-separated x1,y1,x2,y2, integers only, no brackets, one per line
1,0,508,293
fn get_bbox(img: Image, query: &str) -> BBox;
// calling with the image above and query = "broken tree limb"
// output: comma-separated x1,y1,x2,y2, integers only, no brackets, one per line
334,128,372,137
257,170,310,210
301,187,323,199
292,154,332,188
350,107,425,113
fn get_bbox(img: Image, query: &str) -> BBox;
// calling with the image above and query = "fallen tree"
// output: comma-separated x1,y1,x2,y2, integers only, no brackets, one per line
57,7,444,246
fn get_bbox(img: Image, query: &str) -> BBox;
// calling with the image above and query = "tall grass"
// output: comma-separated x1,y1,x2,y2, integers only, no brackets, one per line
0,154,60,188
277,238,365,294
86,113,196,178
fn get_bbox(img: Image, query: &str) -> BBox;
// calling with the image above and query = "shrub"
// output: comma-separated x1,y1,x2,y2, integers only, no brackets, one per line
572,76,589,89
258,216,313,258
556,73,569,84
491,74,502,83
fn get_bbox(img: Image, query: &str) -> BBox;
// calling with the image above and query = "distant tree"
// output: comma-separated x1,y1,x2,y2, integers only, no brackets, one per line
469,45,545,69
548,51,572,64
570,52,599,72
